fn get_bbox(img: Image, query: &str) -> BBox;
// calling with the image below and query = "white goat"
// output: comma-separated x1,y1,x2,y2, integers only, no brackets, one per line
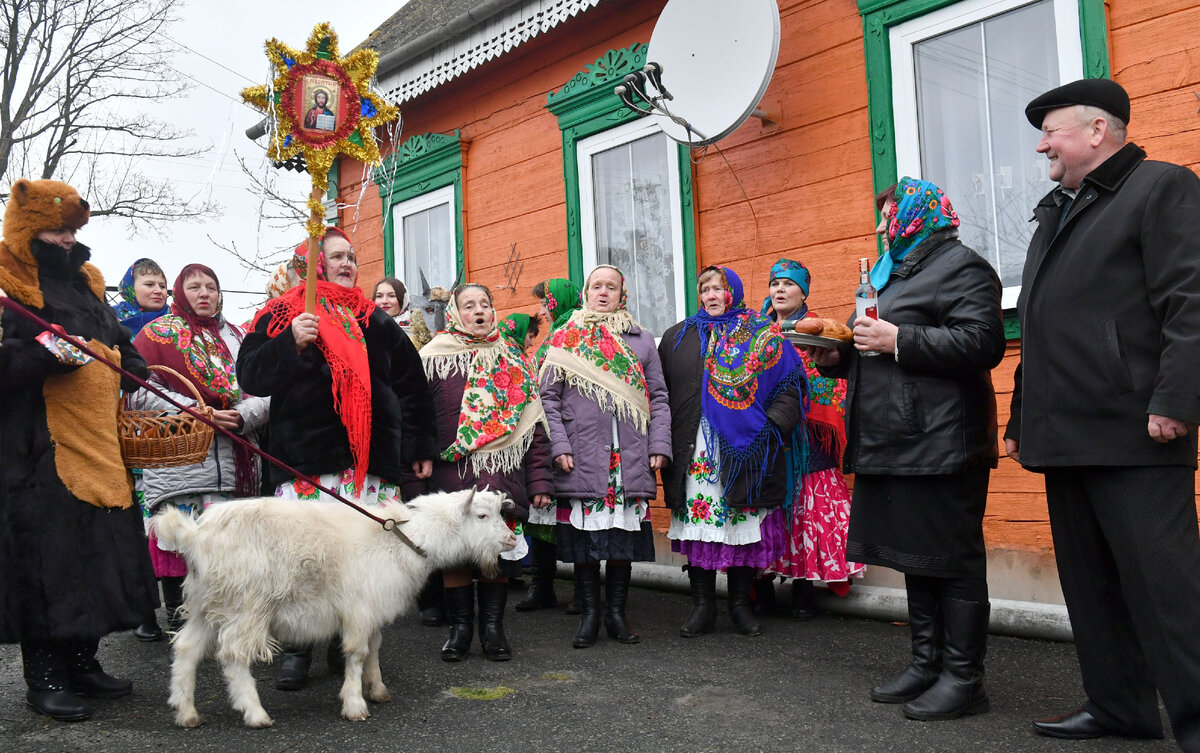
152,488,516,728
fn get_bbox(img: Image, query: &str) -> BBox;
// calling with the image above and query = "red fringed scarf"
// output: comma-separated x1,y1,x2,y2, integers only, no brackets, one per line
253,279,376,492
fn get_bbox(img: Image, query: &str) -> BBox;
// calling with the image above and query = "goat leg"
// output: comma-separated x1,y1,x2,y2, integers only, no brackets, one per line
169,619,211,728
362,629,390,703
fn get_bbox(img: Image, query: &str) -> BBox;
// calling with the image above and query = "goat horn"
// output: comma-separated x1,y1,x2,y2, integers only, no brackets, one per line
419,268,431,296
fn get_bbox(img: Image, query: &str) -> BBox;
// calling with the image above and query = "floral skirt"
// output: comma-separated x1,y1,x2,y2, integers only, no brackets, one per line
767,468,865,583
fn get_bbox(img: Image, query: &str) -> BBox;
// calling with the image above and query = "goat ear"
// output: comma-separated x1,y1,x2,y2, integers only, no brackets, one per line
500,498,516,514
461,486,477,517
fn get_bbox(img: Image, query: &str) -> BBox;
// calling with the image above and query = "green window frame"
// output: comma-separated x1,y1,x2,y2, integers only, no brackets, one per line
858,0,1110,338
376,130,467,279
546,42,698,314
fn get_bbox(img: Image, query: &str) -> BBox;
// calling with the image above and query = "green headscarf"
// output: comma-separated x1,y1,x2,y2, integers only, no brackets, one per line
534,278,581,365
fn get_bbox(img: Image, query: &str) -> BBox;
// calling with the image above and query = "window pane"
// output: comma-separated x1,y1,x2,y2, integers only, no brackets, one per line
401,203,454,289
914,0,1058,289
590,131,676,336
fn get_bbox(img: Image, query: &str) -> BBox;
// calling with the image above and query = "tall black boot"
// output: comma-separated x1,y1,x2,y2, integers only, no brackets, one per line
275,647,313,691
572,564,602,648
22,642,90,721
752,575,777,615
603,562,639,644
440,584,475,662
903,598,990,720
326,635,344,675
726,567,762,636
134,580,164,642
417,570,446,627
65,640,132,698
161,575,185,634
477,581,512,661
790,579,818,620
679,566,717,638
872,586,943,703
516,538,559,611
564,568,582,615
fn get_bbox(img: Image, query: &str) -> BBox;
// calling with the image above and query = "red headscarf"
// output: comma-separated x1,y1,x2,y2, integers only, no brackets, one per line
252,228,376,492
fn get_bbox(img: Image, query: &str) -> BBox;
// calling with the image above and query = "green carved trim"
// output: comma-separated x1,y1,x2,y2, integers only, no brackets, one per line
858,0,1110,337
548,43,697,313
1003,310,1021,340
378,130,466,278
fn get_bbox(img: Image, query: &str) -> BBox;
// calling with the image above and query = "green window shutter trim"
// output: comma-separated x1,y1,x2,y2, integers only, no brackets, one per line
547,43,698,312
857,0,1110,339
376,130,466,279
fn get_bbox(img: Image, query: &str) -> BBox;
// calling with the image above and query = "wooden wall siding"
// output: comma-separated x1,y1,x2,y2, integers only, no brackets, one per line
341,0,1200,553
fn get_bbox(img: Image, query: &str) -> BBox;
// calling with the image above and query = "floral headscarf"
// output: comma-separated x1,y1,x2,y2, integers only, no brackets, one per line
540,265,650,433
499,313,534,349
871,177,960,292
111,258,169,336
252,228,375,493
534,278,581,366
421,284,546,475
677,266,806,501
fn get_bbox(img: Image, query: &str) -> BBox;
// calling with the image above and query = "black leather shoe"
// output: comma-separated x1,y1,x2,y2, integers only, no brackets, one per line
26,689,91,721
1032,709,1110,739
69,670,132,698
133,619,164,642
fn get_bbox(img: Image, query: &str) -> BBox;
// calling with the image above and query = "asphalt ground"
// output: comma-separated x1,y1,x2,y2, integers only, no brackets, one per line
0,580,1179,753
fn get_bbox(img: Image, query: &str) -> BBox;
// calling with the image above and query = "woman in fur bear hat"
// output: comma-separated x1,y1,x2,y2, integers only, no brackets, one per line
0,178,159,722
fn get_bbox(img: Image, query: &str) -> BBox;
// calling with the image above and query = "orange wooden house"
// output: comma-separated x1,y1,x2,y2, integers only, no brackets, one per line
333,0,1200,615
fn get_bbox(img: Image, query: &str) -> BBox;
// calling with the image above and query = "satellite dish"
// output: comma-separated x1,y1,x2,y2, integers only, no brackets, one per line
617,0,780,146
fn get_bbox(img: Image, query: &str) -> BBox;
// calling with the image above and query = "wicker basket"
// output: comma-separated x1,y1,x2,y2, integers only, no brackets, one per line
119,365,215,469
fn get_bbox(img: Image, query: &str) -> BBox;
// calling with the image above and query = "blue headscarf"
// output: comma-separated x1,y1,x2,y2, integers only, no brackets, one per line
111,258,168,336
759,257,811,319
675,266,807,503
870,177,961,291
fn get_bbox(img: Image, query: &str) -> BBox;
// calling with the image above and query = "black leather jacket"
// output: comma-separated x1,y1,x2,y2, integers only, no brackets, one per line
821,233,1004,475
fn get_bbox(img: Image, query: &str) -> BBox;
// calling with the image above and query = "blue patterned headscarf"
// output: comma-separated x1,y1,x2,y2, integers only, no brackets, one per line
870,177,960,291
676,266,806,503
111,258,169,336
759,257,811,318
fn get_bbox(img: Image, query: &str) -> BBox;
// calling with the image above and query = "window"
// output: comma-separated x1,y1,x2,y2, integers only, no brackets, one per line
578,118,687,336
860,0,1109,324
391,185,457,289
547,43,698,337
376,131,465,288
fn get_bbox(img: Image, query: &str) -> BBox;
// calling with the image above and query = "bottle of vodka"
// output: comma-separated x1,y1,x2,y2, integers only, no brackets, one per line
855,257,879,357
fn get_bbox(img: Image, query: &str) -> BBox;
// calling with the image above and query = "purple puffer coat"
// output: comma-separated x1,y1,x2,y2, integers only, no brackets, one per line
539,325,672,500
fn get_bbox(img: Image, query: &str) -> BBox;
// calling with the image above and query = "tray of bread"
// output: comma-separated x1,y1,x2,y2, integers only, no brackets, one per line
780,318,853,349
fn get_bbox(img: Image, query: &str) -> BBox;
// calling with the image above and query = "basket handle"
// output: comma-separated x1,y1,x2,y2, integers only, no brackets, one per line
147,364,210,411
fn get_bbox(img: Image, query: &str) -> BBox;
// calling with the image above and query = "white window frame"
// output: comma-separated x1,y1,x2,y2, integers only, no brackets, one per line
890,0,1084,309
577,117,688,333
390,184,457,288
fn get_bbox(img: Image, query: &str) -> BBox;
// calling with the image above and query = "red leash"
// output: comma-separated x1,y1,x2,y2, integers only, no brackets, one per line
1,296,424,550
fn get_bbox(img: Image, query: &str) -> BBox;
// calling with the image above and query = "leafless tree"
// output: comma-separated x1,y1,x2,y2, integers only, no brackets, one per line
207,151,308,276
0,0,218,232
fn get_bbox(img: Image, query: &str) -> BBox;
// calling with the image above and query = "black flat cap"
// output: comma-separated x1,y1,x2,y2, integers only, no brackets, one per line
1025,78,1130,128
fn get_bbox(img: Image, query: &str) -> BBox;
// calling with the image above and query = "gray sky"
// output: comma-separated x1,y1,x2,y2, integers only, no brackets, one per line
82,0,408,320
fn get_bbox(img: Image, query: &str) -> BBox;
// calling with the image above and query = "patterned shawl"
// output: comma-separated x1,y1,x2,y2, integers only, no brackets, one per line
251,231,374,493
499,312,534,350
421,286,546,475
539,265,650,433
134,264,256,494
871,177,961,291
534,277,582,366
111,258,169,336
679,266,806,501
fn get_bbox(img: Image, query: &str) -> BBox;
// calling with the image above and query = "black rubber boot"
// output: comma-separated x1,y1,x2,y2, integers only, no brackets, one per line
726,567,762,636
679,565,717,638
752,575,777,615
417,571,446,627
477,581,513,661
790,579,818,620
133,615,164,642
274,647,313,691
564,569,582,615
872,586,943,703
161,576,185,634
603,562,639,644
326,635,344,675
440,584,475,662
22,642,90,722
903,598,990,720
65,640,132,698
572,564,602,648
516,538,559,611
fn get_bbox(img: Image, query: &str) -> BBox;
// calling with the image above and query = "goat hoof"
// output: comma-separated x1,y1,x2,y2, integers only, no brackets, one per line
175,711,205,728
366,686,391,703
243,709,273,728
342,700,370,721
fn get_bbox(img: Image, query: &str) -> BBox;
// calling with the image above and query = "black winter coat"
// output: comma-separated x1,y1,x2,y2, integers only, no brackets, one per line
0,241,157,643
1006,144,1200,469
237,308,438,489
821,233,1005,475
658,322,804,510
403,366,555,519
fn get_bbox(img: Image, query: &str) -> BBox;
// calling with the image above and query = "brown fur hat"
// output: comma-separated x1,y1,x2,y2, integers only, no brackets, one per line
0,178,100,308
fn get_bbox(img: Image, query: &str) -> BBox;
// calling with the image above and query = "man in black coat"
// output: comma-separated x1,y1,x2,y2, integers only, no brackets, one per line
1005,78,1200,750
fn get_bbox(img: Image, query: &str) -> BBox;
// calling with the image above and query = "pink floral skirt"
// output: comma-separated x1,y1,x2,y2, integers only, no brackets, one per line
767,468,865,583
